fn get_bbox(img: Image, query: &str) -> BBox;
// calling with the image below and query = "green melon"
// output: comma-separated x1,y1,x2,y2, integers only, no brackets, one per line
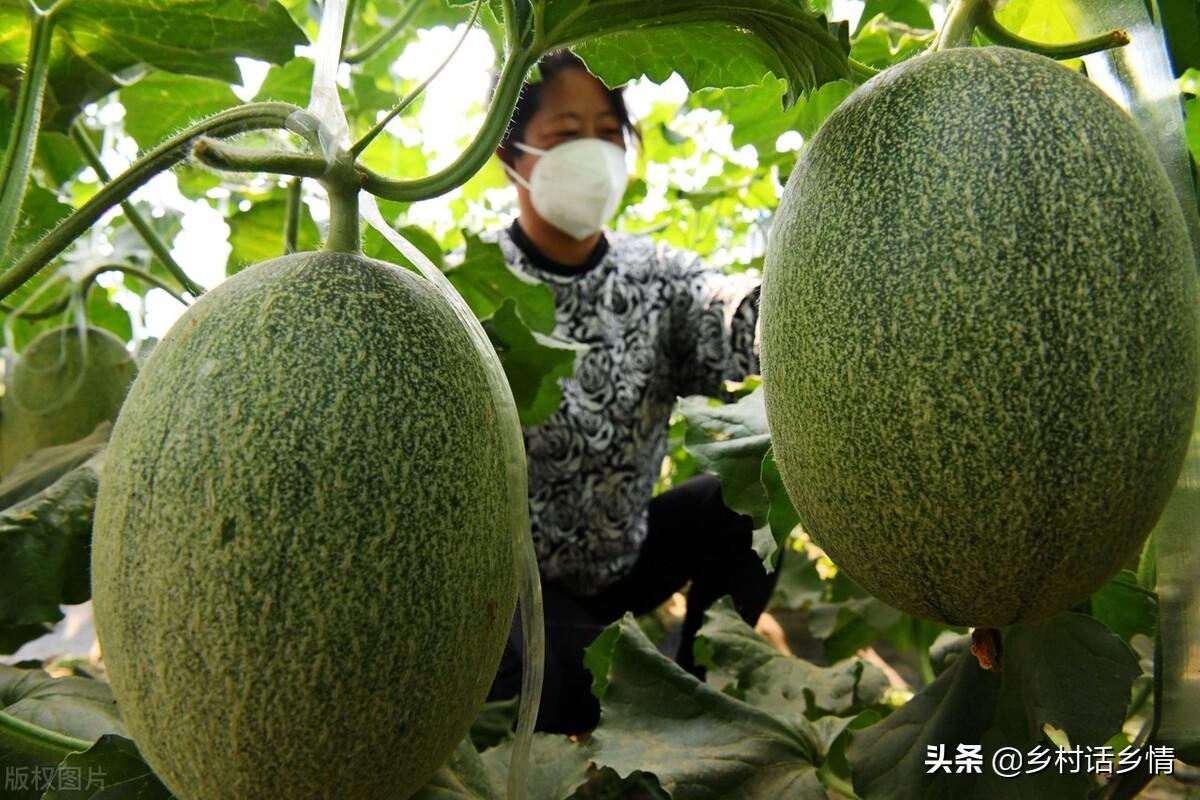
1,325,136,472
91,251,518,799
760,46,1200,628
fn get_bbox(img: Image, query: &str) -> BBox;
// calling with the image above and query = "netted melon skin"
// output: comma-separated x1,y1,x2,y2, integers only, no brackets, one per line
760,47,1200,628
92,252,517,799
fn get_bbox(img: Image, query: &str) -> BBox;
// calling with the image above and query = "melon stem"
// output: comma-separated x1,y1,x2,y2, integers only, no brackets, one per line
975,3,1130,60
322,175,362,255
932,0,988,51
969,627,1003,671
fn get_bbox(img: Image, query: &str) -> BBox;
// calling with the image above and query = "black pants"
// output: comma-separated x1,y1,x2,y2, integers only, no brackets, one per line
487,474,782,735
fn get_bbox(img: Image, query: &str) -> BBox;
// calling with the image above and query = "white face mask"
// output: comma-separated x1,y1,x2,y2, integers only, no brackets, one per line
503,138,630,241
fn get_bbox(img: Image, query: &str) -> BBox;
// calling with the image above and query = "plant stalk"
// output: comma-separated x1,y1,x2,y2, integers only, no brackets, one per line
975,3,1130,60
361,49,532,202
192,138,331,179
0,262,187,318
339,0,359,60
343,0,421,64
932,0,988,51
69,120,204,297
848,58,880,84
322,180,361,254
284,177,302,254
0,710,91,764
0,7,56,264
0,102,304,302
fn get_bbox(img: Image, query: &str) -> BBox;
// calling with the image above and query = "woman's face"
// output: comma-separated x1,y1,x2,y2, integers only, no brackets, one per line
508,67,626,187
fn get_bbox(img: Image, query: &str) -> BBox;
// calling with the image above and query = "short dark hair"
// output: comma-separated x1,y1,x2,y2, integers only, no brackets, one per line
495,50,639,166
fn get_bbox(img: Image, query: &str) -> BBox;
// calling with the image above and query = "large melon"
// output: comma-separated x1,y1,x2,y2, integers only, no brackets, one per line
760,46,1200,628
91,251,518,799
1,325,136,472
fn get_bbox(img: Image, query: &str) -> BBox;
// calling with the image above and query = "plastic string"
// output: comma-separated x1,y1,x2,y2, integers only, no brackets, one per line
1069,0,1200,755
304,2,543,795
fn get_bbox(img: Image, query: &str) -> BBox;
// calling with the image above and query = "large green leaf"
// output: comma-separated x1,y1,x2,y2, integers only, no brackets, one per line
694,596,889,720
850,14,935,68
479,735,591,800
855,0,934,33
41,734,173,800
446,234,556,334
120,72,241,148
584,613,826,800
691,76,855,153
0,0,307,130
413,735,502,800
481,299,581,426
226,196,320,274
677,391,771,525
847,614,1141,799
0,668,127,800
676,389,798,566
0,448,102,654
0,665,125,743
1088,570,1158,643
1159,0,1200,74
0,424,107,510
412,732,591,800
550,0,850,106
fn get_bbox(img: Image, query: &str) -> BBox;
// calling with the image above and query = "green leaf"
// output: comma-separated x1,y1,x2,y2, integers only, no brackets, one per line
677,389,771,526
550,0,851,106
0,425,108,510
695,596,889,720
0,449,103,653
85,286,133,344
847,614,1140,799
0,666,124,743
770,542,826,611
0,0,307,130
413,735,501,800
1088,570,1157,642
1159,0,1200,75
850,14,935,68
481,300,581,426
762,448,800,545
373,225,445,272
676,391,801,567
855,0,934,34
226,196,320,274
479,734,592,800
691,76,855,152
447,235,555,334
42,734,172,800
255,57,317,107
35,132,86,188
468,697,517,752
415,730,590,800
120,73,241,148
584,613,826,800
10,185,72,261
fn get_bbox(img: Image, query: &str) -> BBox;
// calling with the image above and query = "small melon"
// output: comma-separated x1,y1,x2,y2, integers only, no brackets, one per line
91,251,518,799
760,46,1200,628
1,325,136,472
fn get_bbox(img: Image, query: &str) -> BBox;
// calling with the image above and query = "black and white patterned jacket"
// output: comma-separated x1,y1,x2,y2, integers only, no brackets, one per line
489,224,760,596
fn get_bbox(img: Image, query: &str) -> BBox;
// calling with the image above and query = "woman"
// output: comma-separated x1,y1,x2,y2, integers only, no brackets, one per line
484,51,780,736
